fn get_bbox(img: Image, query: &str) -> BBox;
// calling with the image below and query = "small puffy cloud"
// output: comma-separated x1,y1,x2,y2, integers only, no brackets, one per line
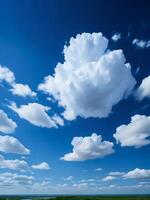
38,32,136,121
0,65,15,84
111,33,121,42
60,133,114,161
0,109,17,133
32,162,50,170
102,176,116,182
0,154,29,171
123,168,150,179
113,114,150,148
9,102,57,128
95,168,102,171
10,83,37,97
135,75,150,100
132,39,150,49
0,65,36,98
0,135,30,155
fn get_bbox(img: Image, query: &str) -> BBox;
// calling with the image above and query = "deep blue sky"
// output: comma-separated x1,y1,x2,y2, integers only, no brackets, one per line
0,0,150,194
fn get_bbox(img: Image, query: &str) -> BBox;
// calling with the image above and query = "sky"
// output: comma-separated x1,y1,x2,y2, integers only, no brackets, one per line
0,0,150,195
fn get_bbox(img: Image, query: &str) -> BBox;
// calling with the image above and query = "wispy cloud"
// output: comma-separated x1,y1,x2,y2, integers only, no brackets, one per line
132,39,150,49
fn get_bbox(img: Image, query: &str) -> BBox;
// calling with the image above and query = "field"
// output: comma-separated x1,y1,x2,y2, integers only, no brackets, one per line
0,196,150,200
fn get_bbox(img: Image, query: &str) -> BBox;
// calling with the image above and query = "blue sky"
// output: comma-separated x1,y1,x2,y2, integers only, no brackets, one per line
0,0,150,195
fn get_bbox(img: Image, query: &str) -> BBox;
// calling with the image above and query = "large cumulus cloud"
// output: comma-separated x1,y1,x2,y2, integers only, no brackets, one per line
38,32,136,120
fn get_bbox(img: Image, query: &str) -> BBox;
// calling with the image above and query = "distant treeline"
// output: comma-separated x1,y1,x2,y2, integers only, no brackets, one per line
55,196,150,200
1,195,150,200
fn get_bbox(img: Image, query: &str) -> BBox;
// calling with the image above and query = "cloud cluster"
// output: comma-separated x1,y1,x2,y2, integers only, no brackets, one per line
0,65,36,97
0,109,17,133
113,114,150,148
123,168,150,179
136,75,150,100
32,162,50,170
102,168,150,182
38,32,136,120
0,135,30,155
0,172,34,186
60,133,114,161
0,155,29,171
101,171,125,182
9,102,63,128
0,154,51,171
132,39,150,49
111,33,121,42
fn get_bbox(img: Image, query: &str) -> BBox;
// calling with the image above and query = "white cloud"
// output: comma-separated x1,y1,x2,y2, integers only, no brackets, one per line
0,172,34,186
38,32,136,120
123,168,150,179
63,176,73,181
0,135,30,155
10,83,37,97
95,168,102,171
132,39,150,49
60,133,114,161
73,182,88,189
32,162,50,170
102,176,116,182
32,180,53,192
113,114,150,148
108,172,125,176
135,75,150,100
9,102,57,128
0,65,15,84
111,33,121,41
0,155,29,171
0,65,36,98
0,109,17,133
52,114,64,126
